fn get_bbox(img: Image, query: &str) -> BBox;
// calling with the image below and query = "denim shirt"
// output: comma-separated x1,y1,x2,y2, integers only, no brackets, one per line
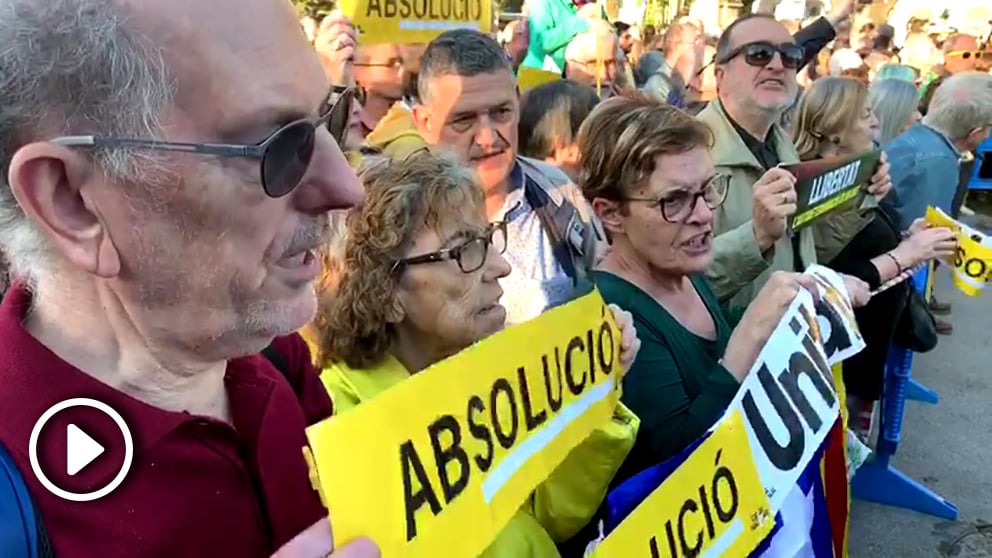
881,123,962,230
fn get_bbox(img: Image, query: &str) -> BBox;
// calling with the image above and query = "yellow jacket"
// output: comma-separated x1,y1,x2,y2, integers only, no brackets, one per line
321,354,639,558
365,102,427,159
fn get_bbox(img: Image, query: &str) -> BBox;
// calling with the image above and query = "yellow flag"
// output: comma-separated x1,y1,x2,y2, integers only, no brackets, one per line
925,206,992,296
517,67,562,92
307,289,622,557
339,0,493,44
591,411,774,557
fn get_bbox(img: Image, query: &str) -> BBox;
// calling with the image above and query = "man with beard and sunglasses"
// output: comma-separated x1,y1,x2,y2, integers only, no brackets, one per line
696,14,889,315
0,0,378,556
413,29,606,327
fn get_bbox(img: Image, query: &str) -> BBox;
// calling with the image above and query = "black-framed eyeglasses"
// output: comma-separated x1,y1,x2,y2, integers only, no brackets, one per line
718,41,805,70
48,85,357,199
623,174,730,223
392,221,508,274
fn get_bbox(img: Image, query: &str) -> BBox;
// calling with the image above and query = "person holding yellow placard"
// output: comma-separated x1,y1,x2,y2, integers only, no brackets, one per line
576,94,870,484
315,150,642,558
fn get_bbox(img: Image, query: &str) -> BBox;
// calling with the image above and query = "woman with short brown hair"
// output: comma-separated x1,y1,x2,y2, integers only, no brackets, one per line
579,92,830,483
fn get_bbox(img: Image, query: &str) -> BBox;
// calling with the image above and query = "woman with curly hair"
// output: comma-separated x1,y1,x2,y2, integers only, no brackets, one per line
315,149,642,557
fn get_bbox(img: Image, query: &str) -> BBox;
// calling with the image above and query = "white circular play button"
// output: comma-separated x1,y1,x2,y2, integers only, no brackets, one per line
65,423,105,476
29,398,134,502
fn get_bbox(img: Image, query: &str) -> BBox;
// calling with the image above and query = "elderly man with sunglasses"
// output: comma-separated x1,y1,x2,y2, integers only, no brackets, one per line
695,14,886,316
0,0,377,556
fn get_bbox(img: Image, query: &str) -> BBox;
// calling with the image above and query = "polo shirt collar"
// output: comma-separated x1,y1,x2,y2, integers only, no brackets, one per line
920,122,963,158
508,159,525,193
0,284,266,456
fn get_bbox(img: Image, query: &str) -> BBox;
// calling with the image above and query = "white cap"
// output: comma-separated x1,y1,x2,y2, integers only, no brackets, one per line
829,48,865,76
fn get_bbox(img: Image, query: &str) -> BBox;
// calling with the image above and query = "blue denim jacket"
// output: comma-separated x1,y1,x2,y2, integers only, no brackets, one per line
881,123,961,230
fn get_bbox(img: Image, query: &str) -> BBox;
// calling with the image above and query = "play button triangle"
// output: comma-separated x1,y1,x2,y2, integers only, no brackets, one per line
66,423,105,476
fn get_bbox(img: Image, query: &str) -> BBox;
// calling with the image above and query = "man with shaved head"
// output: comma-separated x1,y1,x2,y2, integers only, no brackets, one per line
0,0,375,555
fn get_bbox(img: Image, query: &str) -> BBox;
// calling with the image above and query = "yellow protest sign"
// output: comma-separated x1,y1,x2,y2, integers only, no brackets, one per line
517,67,561,93
306,289,622,558
340,0,493,44
591,411,773,558
925,206,992,296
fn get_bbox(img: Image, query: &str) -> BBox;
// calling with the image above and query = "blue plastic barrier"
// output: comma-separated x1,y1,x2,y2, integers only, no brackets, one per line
967,137,992,191
851,266,959,520
903,263,941,404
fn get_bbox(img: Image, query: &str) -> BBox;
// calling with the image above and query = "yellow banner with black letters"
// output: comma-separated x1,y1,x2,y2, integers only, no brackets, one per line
306,289,622,558
590,411,773,558
339,0,493,45
925,206,992,296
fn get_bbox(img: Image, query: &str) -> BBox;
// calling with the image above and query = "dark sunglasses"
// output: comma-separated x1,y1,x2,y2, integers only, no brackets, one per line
719,41,805,70
49,86,357,198
392,221,508,274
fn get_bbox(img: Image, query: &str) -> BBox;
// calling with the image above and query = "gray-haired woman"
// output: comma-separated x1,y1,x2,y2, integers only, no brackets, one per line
869,78,922,147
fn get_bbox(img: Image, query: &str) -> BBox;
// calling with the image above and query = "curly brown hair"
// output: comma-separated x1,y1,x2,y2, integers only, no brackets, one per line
577,92,713,203
317,150,485,370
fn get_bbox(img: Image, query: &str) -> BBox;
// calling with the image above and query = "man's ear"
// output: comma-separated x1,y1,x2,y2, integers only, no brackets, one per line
412,103,431,136
7,143,121,278
591,197,625,236
965,126,990,149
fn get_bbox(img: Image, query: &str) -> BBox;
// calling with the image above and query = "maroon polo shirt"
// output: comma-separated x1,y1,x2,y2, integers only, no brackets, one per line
0,284,334,557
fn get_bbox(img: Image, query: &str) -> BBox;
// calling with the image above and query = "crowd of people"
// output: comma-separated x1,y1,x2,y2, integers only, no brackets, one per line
1,0,992,556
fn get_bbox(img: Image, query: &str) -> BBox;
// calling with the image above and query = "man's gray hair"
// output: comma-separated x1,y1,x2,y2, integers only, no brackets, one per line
923,72,992,141
0,0,173,285
417,29,511,104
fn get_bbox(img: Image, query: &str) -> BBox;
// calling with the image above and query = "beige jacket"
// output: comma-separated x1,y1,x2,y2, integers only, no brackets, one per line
696,99,816,313
697,100,865,312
